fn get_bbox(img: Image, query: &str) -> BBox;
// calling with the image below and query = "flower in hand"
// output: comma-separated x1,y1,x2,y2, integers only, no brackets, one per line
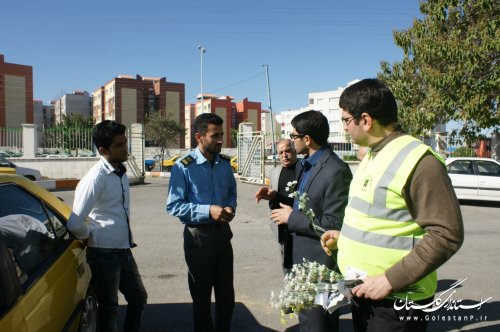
320,230,340,256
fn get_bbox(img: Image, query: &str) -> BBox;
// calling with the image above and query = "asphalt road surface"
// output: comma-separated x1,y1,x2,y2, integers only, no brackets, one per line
55,177,500,331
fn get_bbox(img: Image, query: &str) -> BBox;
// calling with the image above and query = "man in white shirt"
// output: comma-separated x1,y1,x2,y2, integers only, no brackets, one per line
68,120,147,332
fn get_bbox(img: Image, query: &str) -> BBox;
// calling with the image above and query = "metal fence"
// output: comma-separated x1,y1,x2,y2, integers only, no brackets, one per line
0,127,23,154
38,127,94,156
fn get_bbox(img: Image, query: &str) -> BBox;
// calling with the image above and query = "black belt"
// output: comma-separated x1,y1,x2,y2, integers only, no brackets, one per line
186,222,221,229
87,247,130,253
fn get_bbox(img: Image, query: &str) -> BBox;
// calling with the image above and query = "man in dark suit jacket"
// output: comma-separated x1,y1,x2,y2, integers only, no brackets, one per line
258,110,352,332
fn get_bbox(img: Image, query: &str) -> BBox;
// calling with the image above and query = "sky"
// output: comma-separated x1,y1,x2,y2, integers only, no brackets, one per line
1,0,422,114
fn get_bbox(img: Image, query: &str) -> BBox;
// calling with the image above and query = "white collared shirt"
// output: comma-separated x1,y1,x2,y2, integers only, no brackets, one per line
67,156,133,248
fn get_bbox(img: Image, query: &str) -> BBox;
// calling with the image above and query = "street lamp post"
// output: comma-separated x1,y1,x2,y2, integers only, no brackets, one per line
198,45,206,114
263,64,276,159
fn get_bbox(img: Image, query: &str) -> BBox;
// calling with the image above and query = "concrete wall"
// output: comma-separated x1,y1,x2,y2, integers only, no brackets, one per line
11,157,99,179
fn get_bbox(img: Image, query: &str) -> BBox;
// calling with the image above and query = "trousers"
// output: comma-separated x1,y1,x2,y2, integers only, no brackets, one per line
86,247,148,332
184,223,235,332
351,296,433,331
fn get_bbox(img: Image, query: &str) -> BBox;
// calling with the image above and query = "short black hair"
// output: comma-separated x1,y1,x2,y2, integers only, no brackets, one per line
339,78,398,126
291,110,329,146
194,113,223,135
92,120,127,150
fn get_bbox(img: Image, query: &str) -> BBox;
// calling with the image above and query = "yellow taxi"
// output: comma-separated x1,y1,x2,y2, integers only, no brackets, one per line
0,174,96,332
230,156,238,173
161,154,180,172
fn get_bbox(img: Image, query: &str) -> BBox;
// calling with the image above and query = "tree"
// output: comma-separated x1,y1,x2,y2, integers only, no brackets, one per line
378,0,499,143
231,128,238,148
43,113,94,156
144,111,185,170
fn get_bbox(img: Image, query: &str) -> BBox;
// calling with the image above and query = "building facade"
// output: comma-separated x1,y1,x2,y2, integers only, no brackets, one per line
93,75,185,147
184,94,262,148
279,80,360,144
33,100,55,128
54,90,92,124
0,54,33,127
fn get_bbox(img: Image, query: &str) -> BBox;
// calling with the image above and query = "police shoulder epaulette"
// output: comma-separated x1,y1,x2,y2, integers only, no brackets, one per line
180,155,195,166
219,154,230,161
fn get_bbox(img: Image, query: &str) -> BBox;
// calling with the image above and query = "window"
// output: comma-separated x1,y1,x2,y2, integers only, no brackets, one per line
0,184,71,287
448,160,474,175
475,160,500,176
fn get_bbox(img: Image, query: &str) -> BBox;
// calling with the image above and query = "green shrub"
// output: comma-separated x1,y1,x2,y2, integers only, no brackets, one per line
342,154,358,161
450,147,475,157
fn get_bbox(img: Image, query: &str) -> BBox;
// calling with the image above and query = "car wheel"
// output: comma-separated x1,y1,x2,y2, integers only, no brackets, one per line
80,287,98,332
24,175,36,181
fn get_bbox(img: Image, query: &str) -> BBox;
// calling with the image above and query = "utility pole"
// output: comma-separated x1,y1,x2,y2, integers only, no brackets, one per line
198,45,206,114
263,64,276,158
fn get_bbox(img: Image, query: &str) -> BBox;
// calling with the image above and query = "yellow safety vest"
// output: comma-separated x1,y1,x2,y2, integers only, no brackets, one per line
338,135,444,301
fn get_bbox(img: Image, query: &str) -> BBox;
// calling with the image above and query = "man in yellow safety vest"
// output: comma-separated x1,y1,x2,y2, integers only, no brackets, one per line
321,79,464,331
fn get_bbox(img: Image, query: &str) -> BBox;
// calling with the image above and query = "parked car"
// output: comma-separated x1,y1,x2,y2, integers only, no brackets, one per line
44,154,69,158
144,159,155,171
0,157,42,181
230,156,238,173
161,155,180,172
446,157,500,202
0,150,21,158
0,174,96,332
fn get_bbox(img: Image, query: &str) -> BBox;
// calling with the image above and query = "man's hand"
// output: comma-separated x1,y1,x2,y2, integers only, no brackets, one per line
320,230,340,256
255,187,277,203
210,205,234,223
270,203,292,225
351,274,393,300
223,206,235,222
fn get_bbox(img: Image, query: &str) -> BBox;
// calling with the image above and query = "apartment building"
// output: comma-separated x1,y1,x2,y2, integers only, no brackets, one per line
53,90,92,124
279,80,360,143
261,110,280,151
93,74,185,147
33,100,55,128
0,54,33,127
184,94,262,148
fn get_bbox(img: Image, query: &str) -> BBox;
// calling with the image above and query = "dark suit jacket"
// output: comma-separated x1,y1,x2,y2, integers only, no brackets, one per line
274,147,352,270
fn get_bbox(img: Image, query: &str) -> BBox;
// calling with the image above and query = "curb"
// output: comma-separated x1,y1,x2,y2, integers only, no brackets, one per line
145,171,171,178
145,172,242,180
38,177,146,191
37,179,80,191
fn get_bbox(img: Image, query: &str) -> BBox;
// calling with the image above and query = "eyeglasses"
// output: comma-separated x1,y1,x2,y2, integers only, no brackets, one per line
290,133,305,140
341,116,355,126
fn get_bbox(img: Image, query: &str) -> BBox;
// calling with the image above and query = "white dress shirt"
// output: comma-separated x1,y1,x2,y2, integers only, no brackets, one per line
67,156,133,249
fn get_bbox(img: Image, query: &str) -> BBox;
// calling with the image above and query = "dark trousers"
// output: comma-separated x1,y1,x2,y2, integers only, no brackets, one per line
351,297,433,332
298,306,339,332
86,248,148,332
184,223,235,332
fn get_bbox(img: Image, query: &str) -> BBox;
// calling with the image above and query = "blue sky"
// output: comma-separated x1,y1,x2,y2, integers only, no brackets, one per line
1,0,421,113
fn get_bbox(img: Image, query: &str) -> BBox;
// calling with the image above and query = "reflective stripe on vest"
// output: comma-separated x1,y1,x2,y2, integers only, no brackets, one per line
341,223,419,251
338,136,441,301
348,140,422,223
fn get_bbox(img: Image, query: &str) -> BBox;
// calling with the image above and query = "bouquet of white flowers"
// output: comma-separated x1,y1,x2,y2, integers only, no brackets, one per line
270,259,351,321
285,181,326,235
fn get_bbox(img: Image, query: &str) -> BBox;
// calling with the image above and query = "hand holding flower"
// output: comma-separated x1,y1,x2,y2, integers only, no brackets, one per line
351,274,392,300
320,230,340,256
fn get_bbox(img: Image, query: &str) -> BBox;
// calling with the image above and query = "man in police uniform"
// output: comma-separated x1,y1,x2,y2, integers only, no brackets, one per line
166,113,237,332
321,79,464,331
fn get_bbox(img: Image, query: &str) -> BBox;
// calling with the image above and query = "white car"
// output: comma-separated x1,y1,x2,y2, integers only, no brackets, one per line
446,157,500,202
0,157,43,181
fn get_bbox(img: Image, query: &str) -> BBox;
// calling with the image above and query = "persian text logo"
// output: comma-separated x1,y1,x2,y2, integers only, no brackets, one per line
393,277,491,313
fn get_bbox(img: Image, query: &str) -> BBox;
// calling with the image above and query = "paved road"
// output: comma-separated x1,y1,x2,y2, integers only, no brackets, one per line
55,178,500,331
